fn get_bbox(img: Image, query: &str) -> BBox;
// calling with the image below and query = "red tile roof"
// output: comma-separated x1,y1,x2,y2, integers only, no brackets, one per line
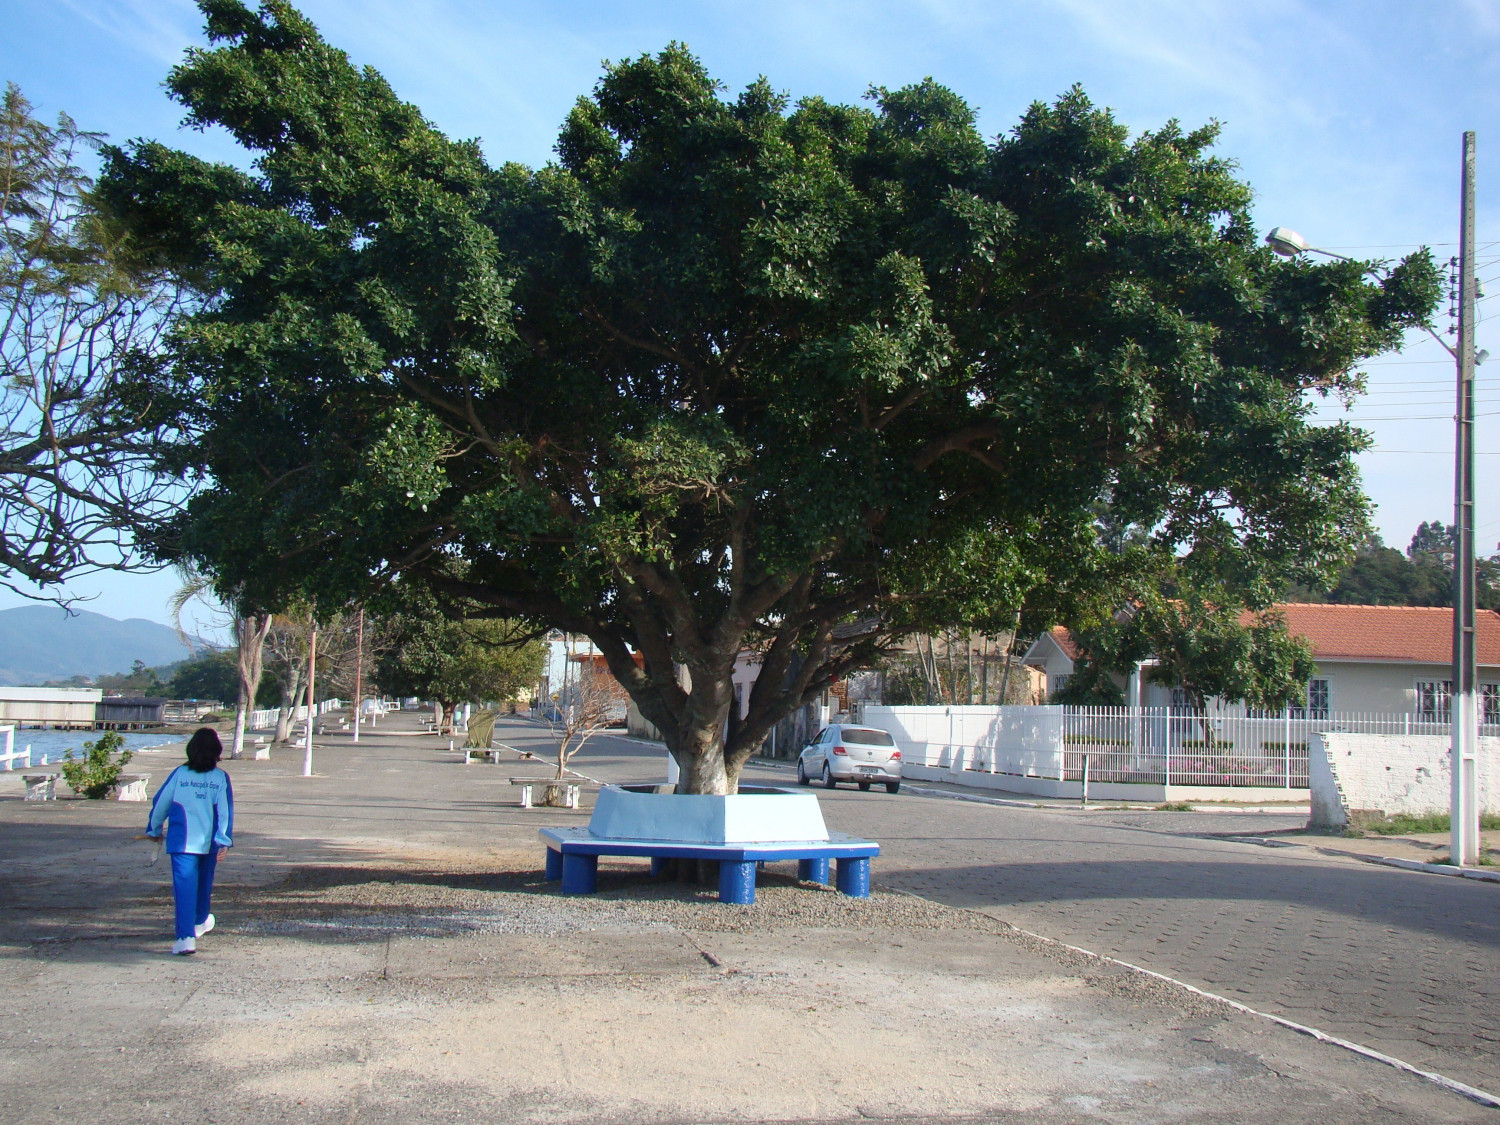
1047,625,1081,661
1273,603,1500,666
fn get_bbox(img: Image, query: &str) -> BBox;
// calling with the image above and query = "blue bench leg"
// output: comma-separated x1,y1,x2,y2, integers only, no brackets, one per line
798,857,830,885
718,859,756,904
561,853,597,895
835,857,870,897
650,856,670,877
544,847,563,881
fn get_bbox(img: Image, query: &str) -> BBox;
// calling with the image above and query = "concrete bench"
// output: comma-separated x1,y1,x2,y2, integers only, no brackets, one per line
22,773,55,801
539,826,879,904
113,774,150,802
464,748,503,765
514,778,580,809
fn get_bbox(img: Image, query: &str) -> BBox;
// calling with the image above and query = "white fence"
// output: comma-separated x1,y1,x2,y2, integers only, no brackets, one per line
0,724,29,771
247,699,343,732
862,705,1495,790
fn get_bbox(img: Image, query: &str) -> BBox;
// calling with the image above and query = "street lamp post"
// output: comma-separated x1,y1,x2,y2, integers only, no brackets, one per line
1268,130,1481,864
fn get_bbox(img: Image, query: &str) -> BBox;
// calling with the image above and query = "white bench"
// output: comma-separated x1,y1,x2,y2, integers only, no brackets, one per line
510,778,580,809
113,774,150,802
22,773,55,801
464,748,503,764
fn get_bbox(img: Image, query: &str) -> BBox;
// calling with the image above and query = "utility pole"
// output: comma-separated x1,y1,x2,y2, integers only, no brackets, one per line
1452,130,1480,867
351,606,364,744
303,619,318,778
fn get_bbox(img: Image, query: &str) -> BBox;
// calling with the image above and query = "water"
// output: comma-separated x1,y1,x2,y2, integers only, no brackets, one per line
0,729,185,768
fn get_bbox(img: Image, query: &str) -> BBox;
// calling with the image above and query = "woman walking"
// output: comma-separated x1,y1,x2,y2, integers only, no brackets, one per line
145,728,234,955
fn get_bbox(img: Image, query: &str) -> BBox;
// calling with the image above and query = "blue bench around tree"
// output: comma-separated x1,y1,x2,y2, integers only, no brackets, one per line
539,826,879,904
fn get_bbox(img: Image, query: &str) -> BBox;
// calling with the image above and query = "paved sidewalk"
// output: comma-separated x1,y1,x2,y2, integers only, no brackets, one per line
0,714,1491,1123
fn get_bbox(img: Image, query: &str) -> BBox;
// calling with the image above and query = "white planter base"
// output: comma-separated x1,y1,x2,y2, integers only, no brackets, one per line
587,784,829,845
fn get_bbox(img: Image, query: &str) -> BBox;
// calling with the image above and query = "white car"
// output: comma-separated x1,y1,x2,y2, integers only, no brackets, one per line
797,724,902,793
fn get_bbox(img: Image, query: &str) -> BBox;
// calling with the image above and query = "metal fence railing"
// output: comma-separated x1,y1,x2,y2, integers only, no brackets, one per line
1061,707,1488,788
862,704,1492,790
247,699,343,732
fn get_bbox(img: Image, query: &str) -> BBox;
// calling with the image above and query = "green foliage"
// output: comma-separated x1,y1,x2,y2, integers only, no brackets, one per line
169,649,239,701
99,2,1439,787
1137,596,1317,713
1350,811,1500,836
1059,583,1317,714
1287,521,1500,609
96,659,167,695
375,586,544,708
60,730,134,799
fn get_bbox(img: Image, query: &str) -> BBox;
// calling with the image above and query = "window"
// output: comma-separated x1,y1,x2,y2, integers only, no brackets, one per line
1051,673,1071,695
1484,684,1499,725
840,728,895,747
1306,679,1330,720
1415,680,1452,721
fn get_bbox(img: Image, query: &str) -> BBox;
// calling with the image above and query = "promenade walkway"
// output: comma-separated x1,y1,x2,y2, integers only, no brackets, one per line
0,712,1491,1123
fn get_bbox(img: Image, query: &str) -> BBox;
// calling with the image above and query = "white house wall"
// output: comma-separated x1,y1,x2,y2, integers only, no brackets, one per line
1307,659,1498,713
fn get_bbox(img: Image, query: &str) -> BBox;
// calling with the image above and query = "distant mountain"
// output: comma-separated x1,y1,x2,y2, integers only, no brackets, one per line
0,606,205,686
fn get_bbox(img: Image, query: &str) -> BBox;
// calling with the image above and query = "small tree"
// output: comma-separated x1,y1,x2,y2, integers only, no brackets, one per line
60,730,134,799
1059,589,1316,739
540,642,627,799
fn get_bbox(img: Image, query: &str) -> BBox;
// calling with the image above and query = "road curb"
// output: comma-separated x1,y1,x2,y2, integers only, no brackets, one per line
1365,854,1500,884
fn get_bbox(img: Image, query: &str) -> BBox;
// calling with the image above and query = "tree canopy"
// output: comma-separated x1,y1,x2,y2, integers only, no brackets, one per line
101,0,1440,791
375,607,544,723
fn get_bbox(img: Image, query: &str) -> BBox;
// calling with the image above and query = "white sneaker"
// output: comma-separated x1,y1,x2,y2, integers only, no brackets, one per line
194,914,215,938
171,937,196,955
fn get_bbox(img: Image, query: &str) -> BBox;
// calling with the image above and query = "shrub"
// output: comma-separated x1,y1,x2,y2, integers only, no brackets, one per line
60,731,134,799
1349,811,1500,836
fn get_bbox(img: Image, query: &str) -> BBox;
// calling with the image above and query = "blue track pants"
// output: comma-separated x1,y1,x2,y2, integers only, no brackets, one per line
169,851,218,941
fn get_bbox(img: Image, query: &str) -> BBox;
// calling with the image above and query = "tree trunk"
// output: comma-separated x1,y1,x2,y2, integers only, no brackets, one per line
230,614,273,759
275,660,303,744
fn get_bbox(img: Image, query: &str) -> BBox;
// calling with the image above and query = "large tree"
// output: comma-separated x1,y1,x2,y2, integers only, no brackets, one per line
101,1,1438,792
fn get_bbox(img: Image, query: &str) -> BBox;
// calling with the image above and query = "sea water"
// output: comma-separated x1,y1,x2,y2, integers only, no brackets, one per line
1,729,185,767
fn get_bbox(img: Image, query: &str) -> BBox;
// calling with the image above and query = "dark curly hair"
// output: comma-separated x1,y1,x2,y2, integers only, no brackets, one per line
184,727,223,773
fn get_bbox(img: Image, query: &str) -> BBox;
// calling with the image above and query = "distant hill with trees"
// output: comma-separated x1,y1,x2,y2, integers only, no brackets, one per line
0,606,205,686
1288,520,1500,609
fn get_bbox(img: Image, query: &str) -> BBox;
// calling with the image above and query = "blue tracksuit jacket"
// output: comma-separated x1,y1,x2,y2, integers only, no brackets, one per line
146,765,233,854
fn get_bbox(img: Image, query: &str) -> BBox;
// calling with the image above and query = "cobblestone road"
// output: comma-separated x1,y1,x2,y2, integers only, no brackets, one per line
495,721,1500,1096
805,780,1500,1095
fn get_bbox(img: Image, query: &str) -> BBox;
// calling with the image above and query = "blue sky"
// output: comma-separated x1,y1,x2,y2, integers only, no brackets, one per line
3,0,1498,630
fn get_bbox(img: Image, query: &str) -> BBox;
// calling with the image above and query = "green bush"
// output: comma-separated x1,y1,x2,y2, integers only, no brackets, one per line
60,731,134,799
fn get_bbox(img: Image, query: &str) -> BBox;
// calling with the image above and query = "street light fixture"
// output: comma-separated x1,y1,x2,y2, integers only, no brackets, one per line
1264,226,1311,257
1269,133,1480,866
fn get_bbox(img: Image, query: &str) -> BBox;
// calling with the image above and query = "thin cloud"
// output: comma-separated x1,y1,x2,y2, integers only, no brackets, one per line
55,0,201,68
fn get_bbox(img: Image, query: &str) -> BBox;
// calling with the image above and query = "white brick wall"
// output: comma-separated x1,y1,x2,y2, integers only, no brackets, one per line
1309,732,1500,827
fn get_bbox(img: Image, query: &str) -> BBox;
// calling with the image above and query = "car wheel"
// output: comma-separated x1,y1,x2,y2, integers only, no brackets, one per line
797,760,810,786
822,763,836,789
857,780,871,791
885,781,900,794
